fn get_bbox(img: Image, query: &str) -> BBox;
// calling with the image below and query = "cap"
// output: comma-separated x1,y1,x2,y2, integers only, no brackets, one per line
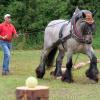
4,14,11,19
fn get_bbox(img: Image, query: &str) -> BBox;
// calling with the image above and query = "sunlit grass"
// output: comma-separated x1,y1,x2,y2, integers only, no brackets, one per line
0,50,100,100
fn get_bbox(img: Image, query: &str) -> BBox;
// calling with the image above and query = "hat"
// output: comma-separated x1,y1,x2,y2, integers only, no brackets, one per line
4,14,11,19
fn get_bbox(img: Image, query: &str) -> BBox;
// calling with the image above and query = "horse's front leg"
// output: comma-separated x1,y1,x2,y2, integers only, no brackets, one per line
53,50,65,77
36,49,50,79
62,50,74,83
85,46,99,82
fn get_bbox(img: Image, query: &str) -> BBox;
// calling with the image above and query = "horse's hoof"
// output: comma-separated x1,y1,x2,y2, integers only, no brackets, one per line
61,77,74,83
35,67,45,79
86,69,99,82
61,70,74,83
61,74,74,83
50,71,62,77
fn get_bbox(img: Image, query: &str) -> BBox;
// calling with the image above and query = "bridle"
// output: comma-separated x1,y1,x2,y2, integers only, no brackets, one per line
54,10,95,49
71,11,95,44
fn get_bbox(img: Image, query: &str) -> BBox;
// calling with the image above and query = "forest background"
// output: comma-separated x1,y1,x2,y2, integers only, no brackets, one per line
0,0,100,49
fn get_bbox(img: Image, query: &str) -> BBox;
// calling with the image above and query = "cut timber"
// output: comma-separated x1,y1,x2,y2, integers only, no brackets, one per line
61,61,89,72
50,59,100,79
62,59,100,71
16,85,49,100
74,59,100,69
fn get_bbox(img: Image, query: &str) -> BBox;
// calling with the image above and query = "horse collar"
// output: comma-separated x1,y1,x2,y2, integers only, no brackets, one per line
71,13,92,44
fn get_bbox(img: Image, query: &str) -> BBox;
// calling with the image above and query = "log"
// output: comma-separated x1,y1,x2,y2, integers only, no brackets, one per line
74,59,100,69
50,59,100,79
16,85,49,100
62,59,100,70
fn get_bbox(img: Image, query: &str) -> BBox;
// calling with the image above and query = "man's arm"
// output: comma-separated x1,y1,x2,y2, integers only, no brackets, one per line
12,24,18,38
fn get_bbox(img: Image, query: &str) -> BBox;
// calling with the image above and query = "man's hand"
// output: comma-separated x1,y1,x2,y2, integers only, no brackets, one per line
2,35,8,39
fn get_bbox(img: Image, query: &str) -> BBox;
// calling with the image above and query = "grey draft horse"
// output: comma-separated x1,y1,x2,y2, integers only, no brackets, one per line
36,8,99,83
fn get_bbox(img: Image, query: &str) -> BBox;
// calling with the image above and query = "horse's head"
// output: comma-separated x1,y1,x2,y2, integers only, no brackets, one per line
73,9,96,44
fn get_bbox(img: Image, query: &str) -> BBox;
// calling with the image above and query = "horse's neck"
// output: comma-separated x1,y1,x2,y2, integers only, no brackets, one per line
75,19,83,34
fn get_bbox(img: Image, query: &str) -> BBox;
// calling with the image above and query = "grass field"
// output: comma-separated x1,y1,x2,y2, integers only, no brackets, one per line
0,50,100,100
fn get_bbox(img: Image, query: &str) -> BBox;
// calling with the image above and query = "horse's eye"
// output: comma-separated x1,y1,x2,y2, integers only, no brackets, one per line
75,16,80,22
82,12,86,18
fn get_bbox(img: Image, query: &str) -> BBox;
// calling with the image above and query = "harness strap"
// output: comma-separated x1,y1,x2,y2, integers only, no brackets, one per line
59,21,71,49
59,21,70,38
59,24,67,38
50,21,71,49
72,34,92,44
70,30,92,44
52,33,71,49
61,33,72,43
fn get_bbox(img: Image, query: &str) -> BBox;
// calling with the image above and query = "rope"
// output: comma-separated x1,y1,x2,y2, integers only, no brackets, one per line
73,53,80,67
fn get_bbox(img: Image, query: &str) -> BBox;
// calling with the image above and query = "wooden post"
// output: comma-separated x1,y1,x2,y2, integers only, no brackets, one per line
16,86,49,100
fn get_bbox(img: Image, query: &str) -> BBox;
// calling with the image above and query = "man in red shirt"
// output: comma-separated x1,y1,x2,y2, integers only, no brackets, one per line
0,14,18,75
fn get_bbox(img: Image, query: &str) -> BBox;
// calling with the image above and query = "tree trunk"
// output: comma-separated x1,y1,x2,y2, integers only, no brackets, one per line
16,86,49,100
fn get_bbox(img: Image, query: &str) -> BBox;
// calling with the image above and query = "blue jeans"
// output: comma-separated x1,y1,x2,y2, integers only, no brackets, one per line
0,40,12,72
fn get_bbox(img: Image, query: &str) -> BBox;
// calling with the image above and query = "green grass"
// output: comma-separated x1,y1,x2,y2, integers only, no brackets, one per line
0,50,100,100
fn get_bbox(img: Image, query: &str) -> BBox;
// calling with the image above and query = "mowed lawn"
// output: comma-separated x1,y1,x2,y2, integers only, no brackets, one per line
0,50,100,100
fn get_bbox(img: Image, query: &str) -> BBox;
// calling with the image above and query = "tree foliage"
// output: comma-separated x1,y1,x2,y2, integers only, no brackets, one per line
0,0,100,49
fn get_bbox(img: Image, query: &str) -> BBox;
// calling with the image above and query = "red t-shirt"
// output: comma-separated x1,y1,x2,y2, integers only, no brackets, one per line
0,22,17,42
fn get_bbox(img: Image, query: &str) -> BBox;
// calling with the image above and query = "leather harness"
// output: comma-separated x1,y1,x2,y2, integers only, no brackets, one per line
58,11,94,47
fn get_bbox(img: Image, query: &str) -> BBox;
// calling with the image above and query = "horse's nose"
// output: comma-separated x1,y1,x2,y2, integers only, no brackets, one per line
88,32,92,35
85,35,93,41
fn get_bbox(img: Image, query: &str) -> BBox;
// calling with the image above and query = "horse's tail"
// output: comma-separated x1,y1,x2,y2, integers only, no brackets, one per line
46,47,57,68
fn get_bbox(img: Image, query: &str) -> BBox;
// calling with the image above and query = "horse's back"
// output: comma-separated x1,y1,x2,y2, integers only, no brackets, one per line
47,19,66,26
44,19,70,49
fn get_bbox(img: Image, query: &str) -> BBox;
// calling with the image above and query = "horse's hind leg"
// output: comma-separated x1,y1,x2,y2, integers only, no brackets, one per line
85,47,99,82
36,49,50,79
62,50,74,83
53,50,65,77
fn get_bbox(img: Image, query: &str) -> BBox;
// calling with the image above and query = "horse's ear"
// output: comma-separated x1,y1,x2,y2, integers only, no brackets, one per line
74,6,80,14
90,10,97,17
82,12,86,18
